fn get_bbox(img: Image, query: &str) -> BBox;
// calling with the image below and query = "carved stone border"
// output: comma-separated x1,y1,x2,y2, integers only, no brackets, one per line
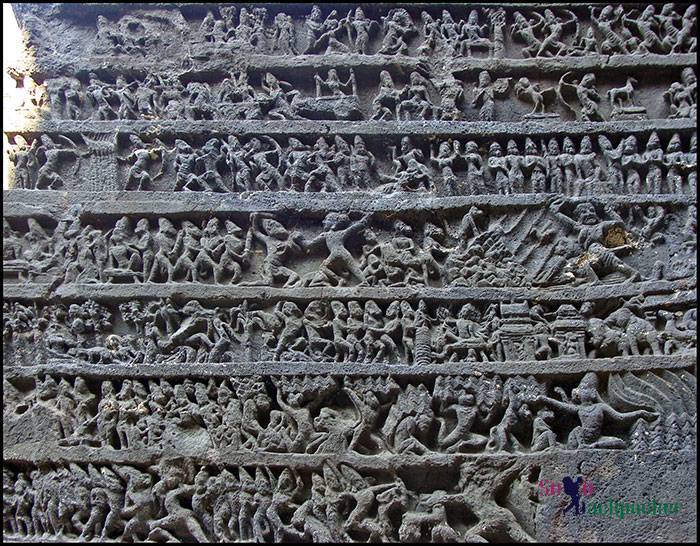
3,281,696,306
5,118,696,136
4,354,695,381
3,189,695,219
24,53,697,80
4,443,694,468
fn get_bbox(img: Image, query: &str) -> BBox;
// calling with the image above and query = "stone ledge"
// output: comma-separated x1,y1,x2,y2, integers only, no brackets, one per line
50,279,700,303
4,118,697,137
3,354,696,381
3,442,694,468
3,280,696,304
23,52,698,80
2,190,696,219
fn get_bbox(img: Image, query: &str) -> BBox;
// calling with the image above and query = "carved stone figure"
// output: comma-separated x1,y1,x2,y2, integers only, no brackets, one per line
537,372,657,448
472,70,510,121
665,67,697,118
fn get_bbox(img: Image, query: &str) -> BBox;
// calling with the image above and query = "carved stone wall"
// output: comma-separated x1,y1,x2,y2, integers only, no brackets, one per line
3,3,697,543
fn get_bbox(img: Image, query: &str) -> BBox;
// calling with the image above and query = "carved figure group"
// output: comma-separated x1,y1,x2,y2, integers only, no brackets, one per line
12,131,695,196
158,5,698,59
4,293,695,368
3,455,562,542
7,369,688,462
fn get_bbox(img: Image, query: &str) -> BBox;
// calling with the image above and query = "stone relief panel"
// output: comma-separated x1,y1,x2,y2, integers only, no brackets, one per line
4,370,695,454
4,202,696,288
13,4,697,68
17,66,696,123
3,457,550,542
7,131,698,195
3,297,696,367
4,2,697,543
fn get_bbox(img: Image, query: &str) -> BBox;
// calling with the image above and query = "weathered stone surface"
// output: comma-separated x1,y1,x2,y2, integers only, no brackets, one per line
3,2,697,543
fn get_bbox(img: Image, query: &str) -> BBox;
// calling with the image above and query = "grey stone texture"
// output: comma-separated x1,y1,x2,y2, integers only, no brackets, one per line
3,2,697,543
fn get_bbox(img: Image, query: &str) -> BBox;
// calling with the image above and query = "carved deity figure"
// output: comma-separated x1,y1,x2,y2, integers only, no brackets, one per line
536,372,656,448
472,70,510,121
314,69,356,97
305,212,371,286
665,67,697,118
371,70,401,120
7,136,39,189
378,9,416,55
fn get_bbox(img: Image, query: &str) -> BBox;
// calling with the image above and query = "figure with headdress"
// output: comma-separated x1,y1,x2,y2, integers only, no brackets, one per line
536,372,656,448
472,70,510,121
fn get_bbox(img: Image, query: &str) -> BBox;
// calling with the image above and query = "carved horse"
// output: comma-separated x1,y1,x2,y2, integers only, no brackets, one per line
607,77,637,108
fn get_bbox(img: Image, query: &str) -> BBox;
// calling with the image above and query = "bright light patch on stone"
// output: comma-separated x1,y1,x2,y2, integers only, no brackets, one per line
3,3,26,189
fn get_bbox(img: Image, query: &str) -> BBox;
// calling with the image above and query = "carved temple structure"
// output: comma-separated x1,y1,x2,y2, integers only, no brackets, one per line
2,3,697,542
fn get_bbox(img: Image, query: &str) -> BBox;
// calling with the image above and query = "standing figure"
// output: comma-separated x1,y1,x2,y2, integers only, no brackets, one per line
663,133,685,195
344,7,377,54
687,132,697,194
559,137,577,196
417,12,439,57
642,132,664,194
314,68,356,97
545,139,564,194
488,142,510,195
272,13,297,55
598,135,625,194
573,136,597,196
471,70,510,121
371,70,401,120
505,140,525,194
523,138,547,193
621,135,644,194
463,140,486,194
431,141,461,195
436,73,465,121
222,136,253,192
7,136,39,189
348,136,375,190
